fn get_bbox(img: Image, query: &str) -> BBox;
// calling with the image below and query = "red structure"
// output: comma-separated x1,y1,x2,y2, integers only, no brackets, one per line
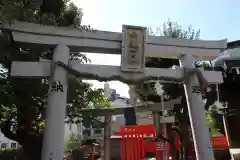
113,124,228,160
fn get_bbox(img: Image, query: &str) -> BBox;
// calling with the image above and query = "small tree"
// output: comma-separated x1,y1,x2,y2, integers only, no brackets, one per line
64,132,79,154
206,105,221,136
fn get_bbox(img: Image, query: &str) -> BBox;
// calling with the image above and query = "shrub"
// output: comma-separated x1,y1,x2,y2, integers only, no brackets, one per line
0,148,20,160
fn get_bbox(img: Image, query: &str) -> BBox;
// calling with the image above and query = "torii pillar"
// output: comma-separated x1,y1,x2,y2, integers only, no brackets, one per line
41,45,70,160
179,55,214,160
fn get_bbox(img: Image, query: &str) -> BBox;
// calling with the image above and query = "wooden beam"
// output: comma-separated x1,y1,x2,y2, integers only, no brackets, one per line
11,61,223,84
1,21,227,60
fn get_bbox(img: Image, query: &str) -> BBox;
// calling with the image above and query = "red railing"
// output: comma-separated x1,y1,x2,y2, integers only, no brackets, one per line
113,124,228,160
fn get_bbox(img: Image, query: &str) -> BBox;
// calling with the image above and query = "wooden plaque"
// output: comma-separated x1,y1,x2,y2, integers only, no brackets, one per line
121,25,146,72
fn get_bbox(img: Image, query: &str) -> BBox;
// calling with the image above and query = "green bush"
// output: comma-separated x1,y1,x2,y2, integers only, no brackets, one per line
145,152,155,158
64,133,80,154
0,149,20,160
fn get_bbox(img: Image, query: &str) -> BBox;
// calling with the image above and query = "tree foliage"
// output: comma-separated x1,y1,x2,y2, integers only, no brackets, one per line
206,105,223,136
0,0,109,159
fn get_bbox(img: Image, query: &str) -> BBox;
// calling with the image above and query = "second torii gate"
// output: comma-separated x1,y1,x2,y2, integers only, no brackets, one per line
3,21,227,160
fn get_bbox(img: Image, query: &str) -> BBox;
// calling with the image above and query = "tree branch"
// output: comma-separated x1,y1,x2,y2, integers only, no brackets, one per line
0,119,17,141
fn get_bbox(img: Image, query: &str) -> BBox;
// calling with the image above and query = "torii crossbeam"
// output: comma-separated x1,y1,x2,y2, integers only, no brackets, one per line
1,21,227,160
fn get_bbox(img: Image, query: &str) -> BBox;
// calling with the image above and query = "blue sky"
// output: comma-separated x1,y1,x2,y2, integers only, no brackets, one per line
72,0,239,97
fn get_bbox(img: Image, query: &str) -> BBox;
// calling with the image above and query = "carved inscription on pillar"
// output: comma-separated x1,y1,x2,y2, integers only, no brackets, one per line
50,80,64,93
121,25,146,72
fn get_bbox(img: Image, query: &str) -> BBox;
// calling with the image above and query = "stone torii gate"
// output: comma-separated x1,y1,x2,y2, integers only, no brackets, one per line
2,21,227,160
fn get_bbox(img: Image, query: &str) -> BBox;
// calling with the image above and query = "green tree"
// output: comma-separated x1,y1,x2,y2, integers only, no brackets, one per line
0,0,109,160
136,19,200,160
206,105,226,137
64,133,79,154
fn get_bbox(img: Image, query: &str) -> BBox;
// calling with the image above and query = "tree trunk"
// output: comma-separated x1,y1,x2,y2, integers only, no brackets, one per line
180,124,190,160
1,121,43,160
166,124,178,160
20,139,42,160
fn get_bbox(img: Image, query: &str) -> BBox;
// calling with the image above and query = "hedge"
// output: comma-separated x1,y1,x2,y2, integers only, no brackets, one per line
0,149,21,160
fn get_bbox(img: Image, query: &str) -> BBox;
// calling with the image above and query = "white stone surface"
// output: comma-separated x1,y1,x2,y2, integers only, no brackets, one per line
10,61,224,84
179,54,215,160
41,45,70,160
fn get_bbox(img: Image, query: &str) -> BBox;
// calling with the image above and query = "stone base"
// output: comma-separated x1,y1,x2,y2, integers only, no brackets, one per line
232,154,240,160
230,148,240,160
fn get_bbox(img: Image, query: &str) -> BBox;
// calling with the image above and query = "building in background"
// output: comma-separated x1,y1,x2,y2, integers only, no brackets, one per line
104,82,129,120
64,82,130,143
103,82,130,133
0,129,19,149
103,82,164,133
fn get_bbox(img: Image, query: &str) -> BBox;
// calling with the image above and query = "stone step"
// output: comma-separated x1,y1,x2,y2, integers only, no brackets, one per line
230,148,240,160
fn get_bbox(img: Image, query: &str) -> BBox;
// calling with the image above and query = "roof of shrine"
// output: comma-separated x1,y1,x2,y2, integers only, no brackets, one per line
212,41,240,67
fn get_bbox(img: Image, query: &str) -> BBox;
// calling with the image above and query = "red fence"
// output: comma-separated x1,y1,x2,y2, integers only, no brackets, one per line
113,124,228,160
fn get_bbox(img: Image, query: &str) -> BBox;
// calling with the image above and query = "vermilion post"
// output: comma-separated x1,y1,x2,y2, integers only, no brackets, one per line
121,127,125,160
126,128,130,160
118,124,228,160
130,128,134,160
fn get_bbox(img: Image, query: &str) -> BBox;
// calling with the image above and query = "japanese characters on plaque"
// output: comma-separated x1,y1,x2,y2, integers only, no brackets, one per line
156,141,164,151
50,80,64,93
121,25,146,72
